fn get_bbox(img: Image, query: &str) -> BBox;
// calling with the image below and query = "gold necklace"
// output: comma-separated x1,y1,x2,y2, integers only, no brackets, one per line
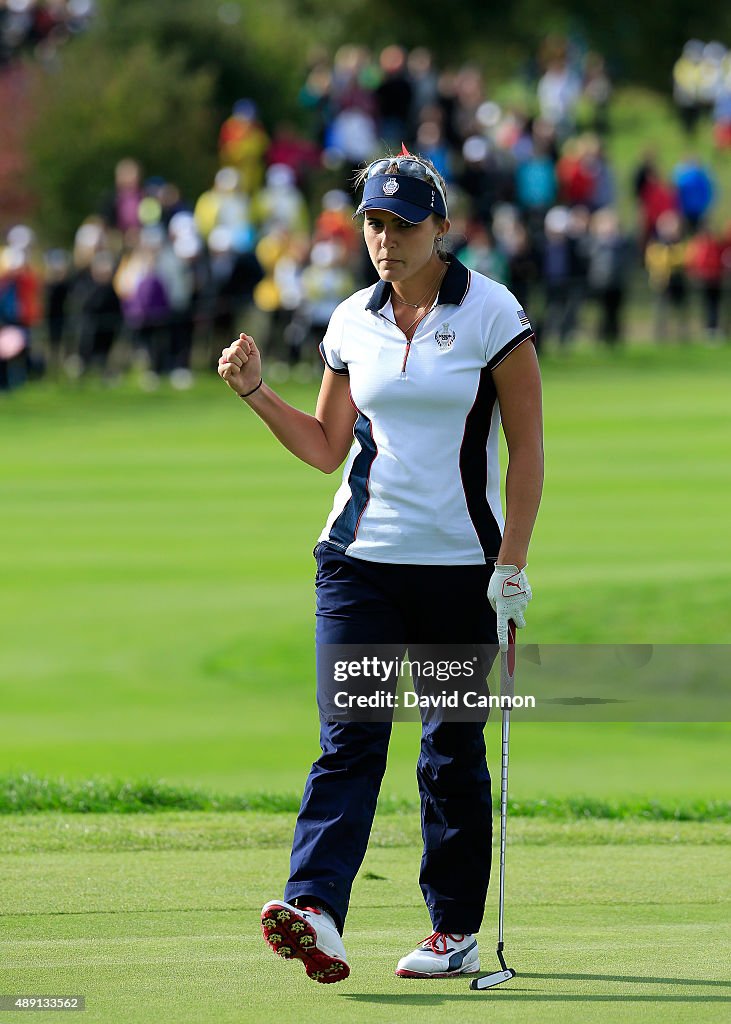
401,286,440,334
392,263,447,310
398,265,448,336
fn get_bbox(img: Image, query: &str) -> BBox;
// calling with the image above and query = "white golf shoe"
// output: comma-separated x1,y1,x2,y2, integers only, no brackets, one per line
260,900,350,984
395,931,480,978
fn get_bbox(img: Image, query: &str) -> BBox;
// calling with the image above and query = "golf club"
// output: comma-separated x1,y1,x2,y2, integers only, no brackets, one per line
470,621,517,991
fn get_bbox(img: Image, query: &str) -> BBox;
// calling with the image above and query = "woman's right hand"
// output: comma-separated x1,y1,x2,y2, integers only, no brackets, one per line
218,333,262,396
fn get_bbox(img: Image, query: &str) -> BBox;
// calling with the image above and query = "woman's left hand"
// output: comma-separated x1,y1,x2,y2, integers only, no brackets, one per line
487,564,532,651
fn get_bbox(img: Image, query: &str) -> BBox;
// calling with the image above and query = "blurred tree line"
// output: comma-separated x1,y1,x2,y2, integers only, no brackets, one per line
25,0,731,242
28,0,311,241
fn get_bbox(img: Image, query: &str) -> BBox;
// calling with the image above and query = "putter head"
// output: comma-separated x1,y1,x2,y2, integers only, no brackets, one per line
470,967,515,990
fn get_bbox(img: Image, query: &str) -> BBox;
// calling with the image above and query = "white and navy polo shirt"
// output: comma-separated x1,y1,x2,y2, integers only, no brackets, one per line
318,256,534,565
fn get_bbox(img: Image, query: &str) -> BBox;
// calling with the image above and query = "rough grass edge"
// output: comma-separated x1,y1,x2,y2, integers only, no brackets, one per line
1,774,729,821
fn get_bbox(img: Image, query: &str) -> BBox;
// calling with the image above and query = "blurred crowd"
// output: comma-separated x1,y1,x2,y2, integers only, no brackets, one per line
1,37,730,391
0,0,93,67
672,39,731,147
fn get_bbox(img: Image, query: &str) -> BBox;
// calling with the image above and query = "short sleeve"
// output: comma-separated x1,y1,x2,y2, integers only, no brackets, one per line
483,287,535,370
318,303,348,375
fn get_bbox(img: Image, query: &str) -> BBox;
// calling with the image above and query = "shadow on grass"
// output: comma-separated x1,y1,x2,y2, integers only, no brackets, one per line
341,993,731,1004
520,972,731,987
340,971,731,1004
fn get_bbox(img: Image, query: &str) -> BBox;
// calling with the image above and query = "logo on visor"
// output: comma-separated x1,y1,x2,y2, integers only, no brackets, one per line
382,178,399,195
435,322,456,350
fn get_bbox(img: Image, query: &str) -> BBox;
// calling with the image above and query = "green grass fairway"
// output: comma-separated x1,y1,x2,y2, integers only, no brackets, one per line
1,346,730,801
1,813,729,1024
2,350,730,1023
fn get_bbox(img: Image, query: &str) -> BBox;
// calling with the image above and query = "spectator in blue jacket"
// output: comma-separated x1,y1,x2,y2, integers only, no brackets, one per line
673,157,715,231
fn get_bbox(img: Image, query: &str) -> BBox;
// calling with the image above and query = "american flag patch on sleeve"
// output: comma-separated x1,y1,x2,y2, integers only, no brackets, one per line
517,308,531,327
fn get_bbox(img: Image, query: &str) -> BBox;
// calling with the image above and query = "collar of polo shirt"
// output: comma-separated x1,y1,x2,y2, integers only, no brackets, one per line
365,255,470,312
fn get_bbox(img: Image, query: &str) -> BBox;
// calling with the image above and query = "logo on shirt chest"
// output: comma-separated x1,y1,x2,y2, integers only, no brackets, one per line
435,322,456,350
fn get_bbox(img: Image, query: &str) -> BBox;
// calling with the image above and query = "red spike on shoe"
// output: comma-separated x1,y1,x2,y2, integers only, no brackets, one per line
400,141,411,156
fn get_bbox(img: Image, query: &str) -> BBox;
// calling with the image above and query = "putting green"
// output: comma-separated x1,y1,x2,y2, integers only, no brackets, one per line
1,813,728,1023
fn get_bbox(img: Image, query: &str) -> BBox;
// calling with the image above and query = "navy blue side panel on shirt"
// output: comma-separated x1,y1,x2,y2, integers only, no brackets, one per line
459,366,502,561
318,340,349,375
328,410,377,550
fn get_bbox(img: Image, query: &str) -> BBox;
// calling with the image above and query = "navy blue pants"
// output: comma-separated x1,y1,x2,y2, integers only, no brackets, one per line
284,543,497,934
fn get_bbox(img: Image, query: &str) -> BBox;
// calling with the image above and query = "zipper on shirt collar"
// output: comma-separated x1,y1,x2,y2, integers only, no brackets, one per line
400,338,412,376
378,301,436,379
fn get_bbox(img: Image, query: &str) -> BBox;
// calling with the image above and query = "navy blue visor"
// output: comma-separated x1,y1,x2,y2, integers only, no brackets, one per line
355,173,448,222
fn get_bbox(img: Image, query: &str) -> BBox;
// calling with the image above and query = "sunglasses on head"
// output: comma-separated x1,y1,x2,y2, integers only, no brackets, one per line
365,156,448,213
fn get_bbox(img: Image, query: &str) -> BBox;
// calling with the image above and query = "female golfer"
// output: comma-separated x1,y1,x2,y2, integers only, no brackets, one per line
219,152,543,983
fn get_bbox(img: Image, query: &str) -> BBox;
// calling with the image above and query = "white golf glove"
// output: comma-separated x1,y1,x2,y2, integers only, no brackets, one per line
487,564,532,651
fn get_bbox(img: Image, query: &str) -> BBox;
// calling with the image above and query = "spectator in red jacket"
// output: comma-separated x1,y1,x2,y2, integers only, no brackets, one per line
685,228,724,337
556,136,596,207
636,165,678,252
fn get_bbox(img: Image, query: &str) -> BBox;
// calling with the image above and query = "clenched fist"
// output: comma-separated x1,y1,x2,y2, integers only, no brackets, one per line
218,333,262,397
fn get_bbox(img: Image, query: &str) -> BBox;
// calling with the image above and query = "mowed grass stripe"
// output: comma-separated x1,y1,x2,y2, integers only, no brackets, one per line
3,348,730,638
1,812,729,855
2,844,728,917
